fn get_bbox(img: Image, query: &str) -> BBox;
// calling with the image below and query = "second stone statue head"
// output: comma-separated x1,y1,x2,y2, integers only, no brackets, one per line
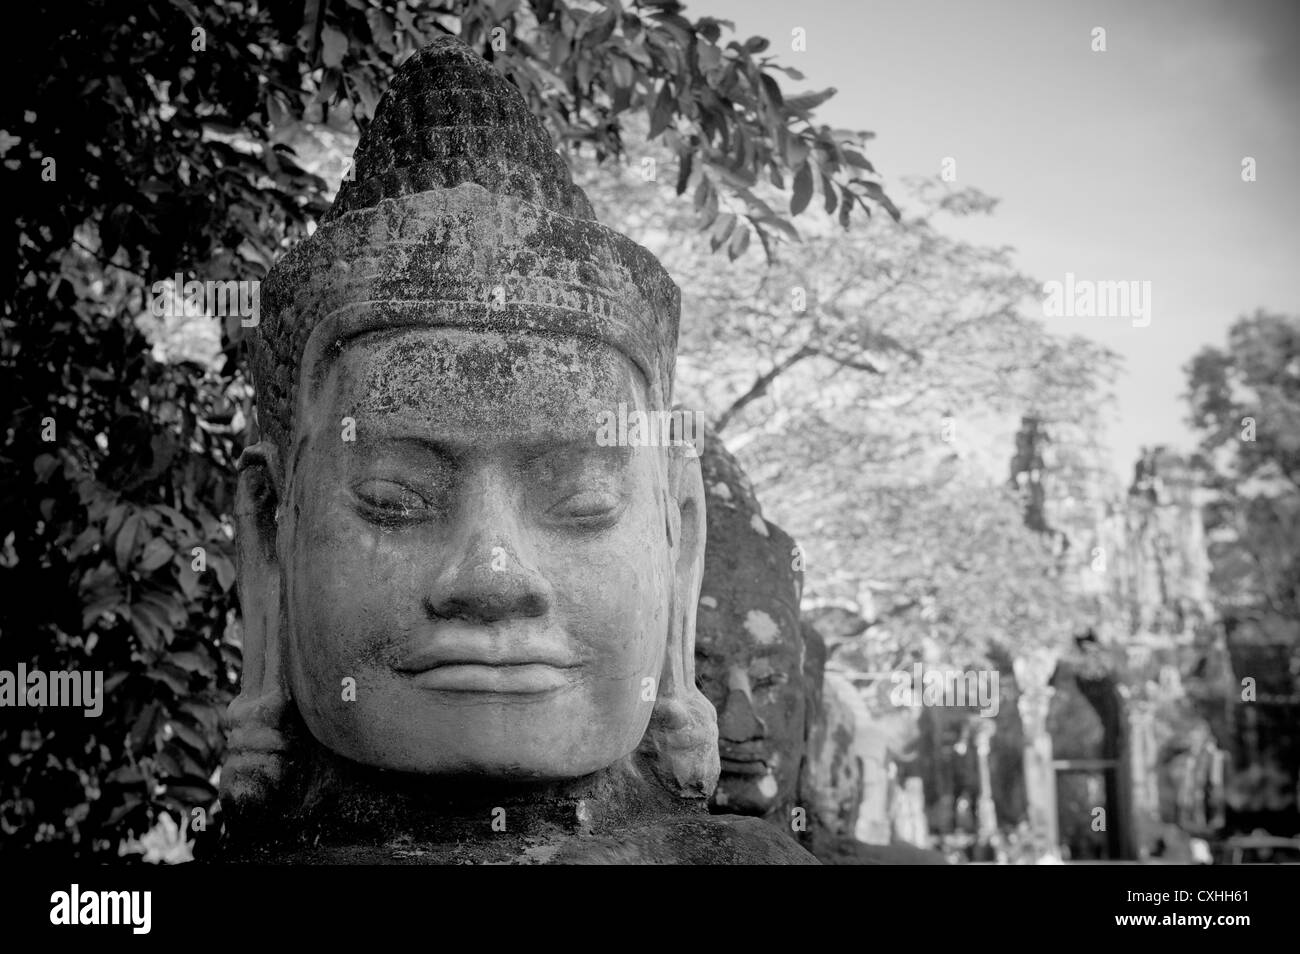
222,36,718,810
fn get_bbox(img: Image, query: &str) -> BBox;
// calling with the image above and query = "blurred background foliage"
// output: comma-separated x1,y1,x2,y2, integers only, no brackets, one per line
574,133,1121,676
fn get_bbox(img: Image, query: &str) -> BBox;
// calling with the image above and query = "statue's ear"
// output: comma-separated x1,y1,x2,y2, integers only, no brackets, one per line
220,441,291,815
638,437,719,799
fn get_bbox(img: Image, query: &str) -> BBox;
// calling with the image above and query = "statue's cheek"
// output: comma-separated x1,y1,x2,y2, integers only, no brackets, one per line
561,559,666,674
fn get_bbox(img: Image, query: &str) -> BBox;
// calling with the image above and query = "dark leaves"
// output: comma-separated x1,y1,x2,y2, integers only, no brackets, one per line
791,162,813,215
675,148,693,195
784,87,837,116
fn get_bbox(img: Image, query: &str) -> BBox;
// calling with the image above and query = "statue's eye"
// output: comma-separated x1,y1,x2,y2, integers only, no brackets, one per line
547,490,622,526
353,479,430,522
751,671,789,693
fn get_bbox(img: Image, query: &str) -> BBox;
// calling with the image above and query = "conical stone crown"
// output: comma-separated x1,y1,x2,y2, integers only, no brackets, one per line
325,34,595,222
253,35,679,453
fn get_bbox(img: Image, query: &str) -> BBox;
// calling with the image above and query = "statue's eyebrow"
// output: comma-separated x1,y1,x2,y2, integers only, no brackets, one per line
349,434,636,471
519,439,634,466
351,432,462,463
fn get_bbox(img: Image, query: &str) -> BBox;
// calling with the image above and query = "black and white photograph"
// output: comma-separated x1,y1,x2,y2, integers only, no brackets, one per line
1,0,1297,931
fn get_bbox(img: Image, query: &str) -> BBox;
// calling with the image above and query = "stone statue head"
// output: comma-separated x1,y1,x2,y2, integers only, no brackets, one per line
222,37,717,814
693,434,806,819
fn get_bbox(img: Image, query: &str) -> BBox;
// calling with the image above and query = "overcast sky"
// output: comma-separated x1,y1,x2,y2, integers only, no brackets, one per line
704,0,1300,480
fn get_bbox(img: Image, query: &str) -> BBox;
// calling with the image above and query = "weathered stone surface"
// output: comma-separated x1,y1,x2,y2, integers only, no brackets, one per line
254,37,678,456
221,35,806,864
689,432,941,861
807,670,870,836
856,721,891,844
891,776,932,848
802,629,946,863
549,814,820,864
1009,423,1234,858
798,618,828,816
694,430,807,824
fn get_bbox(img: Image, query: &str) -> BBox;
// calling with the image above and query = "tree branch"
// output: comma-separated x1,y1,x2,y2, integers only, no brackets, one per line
713,344,813,434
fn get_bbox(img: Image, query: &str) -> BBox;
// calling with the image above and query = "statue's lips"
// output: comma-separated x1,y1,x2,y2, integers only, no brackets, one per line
718,746,770,777
395,642,577,694
406,663,574,693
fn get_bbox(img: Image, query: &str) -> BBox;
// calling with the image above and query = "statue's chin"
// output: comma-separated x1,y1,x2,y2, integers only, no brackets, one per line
310,743,612,781
315,733,638,780
713,781,778,817
297,697,648,782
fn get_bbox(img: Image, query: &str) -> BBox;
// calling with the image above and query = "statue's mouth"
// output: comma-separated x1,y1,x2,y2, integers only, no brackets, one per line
395,636,578,694
718,748,770,777
404,662,576,694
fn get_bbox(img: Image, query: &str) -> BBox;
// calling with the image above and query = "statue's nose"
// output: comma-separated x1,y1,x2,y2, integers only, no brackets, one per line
718,666,766,742
421,470,552,623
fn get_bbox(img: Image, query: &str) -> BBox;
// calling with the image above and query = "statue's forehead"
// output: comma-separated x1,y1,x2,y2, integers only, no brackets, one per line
333,325,634,379
310,326,646,438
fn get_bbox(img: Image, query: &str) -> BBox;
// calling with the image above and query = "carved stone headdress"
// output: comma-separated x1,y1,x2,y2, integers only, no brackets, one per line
252,34,681,452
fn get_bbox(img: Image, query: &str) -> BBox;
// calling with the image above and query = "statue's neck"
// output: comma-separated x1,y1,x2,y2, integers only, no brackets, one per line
298,742,671,829
220,723,696,862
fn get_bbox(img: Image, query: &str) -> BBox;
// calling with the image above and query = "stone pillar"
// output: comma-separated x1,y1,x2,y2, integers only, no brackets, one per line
1208,744,1226,830
855,724,892,845
1123,698,1161,858
891,776,930,847
973,718,998,844
1014,652,1060,860
808,671,868,837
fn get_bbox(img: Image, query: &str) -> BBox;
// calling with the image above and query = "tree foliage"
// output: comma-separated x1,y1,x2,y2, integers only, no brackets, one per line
575,136,1118,680
1186,310,1300,624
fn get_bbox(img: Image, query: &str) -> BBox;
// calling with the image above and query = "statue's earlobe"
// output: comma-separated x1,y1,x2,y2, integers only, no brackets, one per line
220,441,291,817
639,441,719,799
